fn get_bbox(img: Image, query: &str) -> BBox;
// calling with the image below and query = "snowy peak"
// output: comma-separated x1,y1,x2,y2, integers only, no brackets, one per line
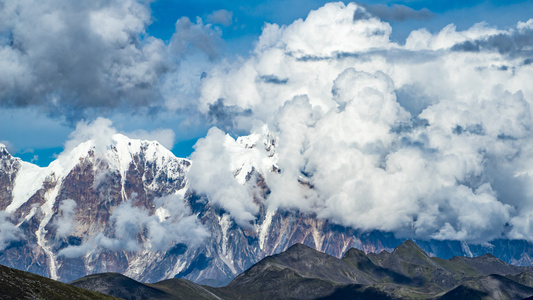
48,133,188,181
6,133,189,214
108,133,188,171
0,143,12,160
231,125,278,185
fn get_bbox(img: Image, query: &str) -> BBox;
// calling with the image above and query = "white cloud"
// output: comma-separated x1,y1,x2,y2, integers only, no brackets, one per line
59,193,208,257
0,0,226,124
63,117,117,155
0,212,23,250
0,0,171,118
52,199,77,238
188,127,260,227
188,3,533,243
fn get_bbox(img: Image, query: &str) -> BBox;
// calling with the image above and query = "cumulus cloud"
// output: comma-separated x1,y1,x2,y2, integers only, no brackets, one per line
0,0,171,119
0,0,226,122
188,2,533,243
52,199,77,238
188,128,260,227
59,193,208,257
0,212,23,250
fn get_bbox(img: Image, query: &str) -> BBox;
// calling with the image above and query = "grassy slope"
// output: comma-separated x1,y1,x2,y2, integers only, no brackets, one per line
0,264,118,300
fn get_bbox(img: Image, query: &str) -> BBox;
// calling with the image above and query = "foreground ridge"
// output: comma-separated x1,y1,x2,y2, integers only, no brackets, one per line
65,240,533,300
0,264,116,300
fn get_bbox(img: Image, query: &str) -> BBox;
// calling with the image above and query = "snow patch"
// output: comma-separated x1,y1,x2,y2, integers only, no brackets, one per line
259,209,275,250
218,253,237,275
36,179,64,280
312,225,325,251
219,214,231,256
155,207,171,222
7,162,46,213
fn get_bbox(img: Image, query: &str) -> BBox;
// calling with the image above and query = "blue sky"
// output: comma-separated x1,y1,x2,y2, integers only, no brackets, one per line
1,0,533,166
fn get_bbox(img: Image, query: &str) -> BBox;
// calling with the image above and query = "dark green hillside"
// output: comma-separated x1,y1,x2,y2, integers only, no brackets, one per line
0,264,117,300
71,272,220,300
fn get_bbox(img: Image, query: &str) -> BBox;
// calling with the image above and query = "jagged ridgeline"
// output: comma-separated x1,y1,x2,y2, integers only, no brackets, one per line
2,135,533,287
4,241,533,299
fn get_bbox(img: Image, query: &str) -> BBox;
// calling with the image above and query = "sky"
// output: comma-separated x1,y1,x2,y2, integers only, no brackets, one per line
2,0,533,244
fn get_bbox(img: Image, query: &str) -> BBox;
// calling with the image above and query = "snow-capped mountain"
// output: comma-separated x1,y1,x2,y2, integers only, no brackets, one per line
1,134,533,286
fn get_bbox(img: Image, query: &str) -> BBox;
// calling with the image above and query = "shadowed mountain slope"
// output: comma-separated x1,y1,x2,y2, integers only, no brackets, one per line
70,272,221,300
0,264,117,300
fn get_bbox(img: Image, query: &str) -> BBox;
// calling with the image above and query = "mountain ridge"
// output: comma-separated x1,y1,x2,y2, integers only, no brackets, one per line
66,240,533,299
2,133,533,287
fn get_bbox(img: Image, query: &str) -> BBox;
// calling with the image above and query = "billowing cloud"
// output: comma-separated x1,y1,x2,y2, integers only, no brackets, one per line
188,128,260,227
0,0,225,122
187,2,533,243
0,0,170,119
451,19,533,55
63,117,117,155
4,0,533,245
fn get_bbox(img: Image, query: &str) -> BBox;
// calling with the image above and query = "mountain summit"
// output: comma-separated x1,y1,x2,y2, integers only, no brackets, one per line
2,133,533,286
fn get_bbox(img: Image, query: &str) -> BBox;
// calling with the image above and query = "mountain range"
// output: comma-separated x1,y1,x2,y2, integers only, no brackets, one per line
1,134,533,287
4,240,533,299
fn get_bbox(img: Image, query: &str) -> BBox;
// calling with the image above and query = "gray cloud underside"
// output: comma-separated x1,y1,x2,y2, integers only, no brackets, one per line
0,0,224,120
358,3,434,22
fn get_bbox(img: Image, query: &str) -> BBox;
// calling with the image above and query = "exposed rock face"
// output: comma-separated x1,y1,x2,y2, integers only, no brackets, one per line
2,136,533,287
0,137,192,283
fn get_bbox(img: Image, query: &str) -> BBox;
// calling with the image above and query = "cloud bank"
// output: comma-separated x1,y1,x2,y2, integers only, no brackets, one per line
187,2,533,244
0,0,224,121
